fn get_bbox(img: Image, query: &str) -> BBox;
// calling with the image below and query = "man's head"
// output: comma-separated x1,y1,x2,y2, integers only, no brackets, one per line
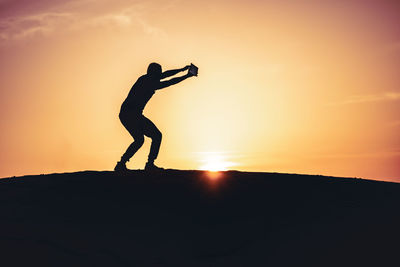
147,62,162,78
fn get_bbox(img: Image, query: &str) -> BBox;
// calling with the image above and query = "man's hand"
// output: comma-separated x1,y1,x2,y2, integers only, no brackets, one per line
182,65,191,71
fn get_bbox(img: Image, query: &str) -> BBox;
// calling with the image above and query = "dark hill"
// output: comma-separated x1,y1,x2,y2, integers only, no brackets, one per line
0,170,399,267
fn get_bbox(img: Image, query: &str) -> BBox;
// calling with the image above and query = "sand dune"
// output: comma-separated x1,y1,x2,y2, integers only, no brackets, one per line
0,170,399,266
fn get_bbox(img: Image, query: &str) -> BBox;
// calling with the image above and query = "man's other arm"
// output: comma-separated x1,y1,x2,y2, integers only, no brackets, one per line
160,65,190,79
157,73,193,90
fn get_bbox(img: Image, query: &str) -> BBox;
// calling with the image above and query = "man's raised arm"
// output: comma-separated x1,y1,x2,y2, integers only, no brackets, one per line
160,65,190,79
157,73,193,90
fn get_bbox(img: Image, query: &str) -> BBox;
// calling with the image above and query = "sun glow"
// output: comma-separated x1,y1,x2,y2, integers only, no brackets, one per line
199,152,235,172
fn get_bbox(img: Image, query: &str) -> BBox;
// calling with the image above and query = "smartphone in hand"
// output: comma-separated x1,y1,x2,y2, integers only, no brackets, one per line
188,63,198,76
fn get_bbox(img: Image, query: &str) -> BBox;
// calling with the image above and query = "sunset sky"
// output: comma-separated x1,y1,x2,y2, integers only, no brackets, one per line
1,0,399,181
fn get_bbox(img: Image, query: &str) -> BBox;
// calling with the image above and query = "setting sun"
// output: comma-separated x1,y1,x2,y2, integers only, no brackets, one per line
199,152,235,172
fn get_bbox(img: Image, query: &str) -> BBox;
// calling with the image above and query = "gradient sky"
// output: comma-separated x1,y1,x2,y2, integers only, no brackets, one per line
1,0,399,181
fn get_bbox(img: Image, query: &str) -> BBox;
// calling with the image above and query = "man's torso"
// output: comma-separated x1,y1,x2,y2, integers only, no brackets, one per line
120,75,159,114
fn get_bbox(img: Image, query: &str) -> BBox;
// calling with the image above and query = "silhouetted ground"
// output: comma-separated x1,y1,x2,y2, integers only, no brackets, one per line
0,170,399,267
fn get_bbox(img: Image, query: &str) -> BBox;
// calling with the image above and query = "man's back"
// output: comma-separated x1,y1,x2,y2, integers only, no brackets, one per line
121,75,158,114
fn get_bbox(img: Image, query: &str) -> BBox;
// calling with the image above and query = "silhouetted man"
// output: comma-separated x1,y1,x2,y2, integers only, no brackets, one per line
115,63,195,171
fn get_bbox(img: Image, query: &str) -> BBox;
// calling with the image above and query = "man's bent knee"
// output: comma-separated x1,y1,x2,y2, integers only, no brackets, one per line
134,135,145,146
152,131,162,142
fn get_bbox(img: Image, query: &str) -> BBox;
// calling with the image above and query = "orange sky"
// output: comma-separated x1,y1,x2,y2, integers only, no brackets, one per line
1,0,399,181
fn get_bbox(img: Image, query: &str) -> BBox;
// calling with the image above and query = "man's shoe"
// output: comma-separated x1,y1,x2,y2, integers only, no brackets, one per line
114,161,128,172
145,162,164,171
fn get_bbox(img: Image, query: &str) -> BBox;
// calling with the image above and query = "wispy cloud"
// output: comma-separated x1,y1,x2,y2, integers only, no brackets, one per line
388,120,400,127
91,13,132,27
308,150,400,159
0,1,169,44
88,7,168,40
386,41,400,53
329,92,400,105
0,12,74,41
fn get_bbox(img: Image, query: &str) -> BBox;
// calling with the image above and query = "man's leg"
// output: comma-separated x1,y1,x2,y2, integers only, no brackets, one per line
115,114,145,171
142,116,162,165
120,134,144,164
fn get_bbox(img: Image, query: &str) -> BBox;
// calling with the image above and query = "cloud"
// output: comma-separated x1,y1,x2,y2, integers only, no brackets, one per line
329,92,400,105
135,16,167,39
309,150,400,159
88,7,167,39
0,12,74,41
89,13,132,27
388,120,400,127
0,2,168,44
386,41,400,53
